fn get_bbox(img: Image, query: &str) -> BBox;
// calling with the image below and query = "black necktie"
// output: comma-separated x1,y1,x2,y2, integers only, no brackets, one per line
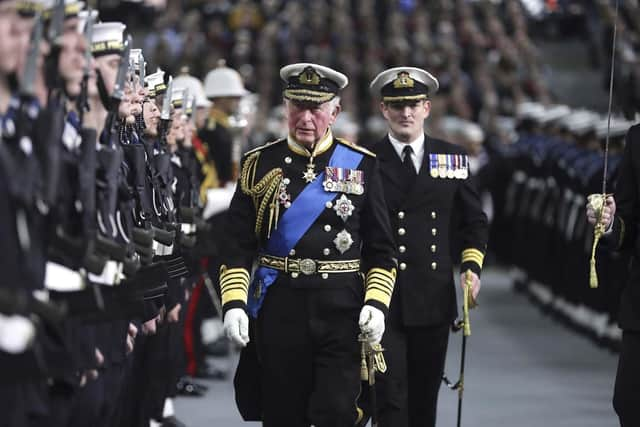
402,145,417,178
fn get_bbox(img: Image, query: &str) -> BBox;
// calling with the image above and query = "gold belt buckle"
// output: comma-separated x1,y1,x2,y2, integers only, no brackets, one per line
299,258,317,275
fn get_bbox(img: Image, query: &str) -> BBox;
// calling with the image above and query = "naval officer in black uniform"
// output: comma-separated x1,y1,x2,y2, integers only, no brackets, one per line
219,63,397,427
369,67,489,427
587,124,640,427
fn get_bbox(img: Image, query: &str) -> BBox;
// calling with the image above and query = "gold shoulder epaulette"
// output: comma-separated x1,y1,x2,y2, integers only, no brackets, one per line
245,138,286,156
336,138,376,158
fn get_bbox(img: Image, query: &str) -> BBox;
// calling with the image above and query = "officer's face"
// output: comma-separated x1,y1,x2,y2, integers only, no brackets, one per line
0,3,20,75
381,99,431,143
285,99,340,147
143,100,160,136
94,53,120,96
59,32,88,98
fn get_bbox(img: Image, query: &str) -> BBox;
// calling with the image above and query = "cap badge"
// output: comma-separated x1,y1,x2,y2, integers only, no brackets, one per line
393,72,415,89
299,67,321,86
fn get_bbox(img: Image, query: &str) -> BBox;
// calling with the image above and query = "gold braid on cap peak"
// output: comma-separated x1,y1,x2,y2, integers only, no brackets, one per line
240,152,283,238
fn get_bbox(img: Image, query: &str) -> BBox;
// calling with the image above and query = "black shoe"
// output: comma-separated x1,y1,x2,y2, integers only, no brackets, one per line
203,337,230,357
194,364,228,380
176,378,208,397
161,416,187,427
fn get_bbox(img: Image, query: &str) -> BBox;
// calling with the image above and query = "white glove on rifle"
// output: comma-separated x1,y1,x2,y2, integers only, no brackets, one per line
359,305,385,345
223,308,250,347
0,314,35,354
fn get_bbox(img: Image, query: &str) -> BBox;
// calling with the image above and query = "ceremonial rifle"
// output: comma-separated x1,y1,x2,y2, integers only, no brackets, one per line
77,8,94,124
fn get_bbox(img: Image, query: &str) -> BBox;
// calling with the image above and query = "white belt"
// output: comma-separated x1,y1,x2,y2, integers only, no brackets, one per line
181,223,196,234
153,241,174,256
88,260,123,286
45,261,85,291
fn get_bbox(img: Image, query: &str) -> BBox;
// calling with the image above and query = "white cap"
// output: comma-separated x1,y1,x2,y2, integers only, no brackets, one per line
539,104,572,125
280,63,348,103
91,22,126,56
516,102,546,122
42,0,84,18
560,110,600,135
595,116,631,139
173,74,211,108
204,65,249,99
77,9,98,34
171,88,185,108
144,69,166,96
369,66,438,100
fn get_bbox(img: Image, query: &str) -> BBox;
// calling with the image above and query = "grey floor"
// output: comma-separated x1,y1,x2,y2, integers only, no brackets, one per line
175,267,620,426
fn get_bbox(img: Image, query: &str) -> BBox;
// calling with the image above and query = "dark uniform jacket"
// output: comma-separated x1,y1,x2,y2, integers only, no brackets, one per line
607,124,640,331
374,134,489,326
219,132,397,315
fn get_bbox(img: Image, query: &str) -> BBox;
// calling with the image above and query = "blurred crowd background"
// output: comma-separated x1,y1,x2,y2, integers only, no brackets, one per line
96,0,640,146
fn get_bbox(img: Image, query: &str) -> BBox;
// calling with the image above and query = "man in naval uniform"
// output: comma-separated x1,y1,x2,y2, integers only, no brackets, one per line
220,63,397,427
587,123,640,427
369,67,489,427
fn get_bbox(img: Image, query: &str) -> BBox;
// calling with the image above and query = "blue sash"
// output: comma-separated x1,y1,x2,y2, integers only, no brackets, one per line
247,143,364,317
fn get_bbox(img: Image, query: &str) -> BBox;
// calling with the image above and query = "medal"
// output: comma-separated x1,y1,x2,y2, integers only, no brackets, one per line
303,160,317,183
333,194,355,221
333,229,354,254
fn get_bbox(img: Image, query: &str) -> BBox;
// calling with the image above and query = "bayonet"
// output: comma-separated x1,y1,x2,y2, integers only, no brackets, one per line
47,0,65,45
78,8,95,122
111,35,132,105
20,13,43,98
161,76,173,121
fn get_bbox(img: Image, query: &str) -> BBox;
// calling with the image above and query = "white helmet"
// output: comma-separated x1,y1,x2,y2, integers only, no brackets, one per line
173,73,211,109
204,64,249,99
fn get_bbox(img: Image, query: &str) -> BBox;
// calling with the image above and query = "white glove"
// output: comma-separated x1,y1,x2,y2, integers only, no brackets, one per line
224,308,250,347
359,305,385,345
0,314,35,354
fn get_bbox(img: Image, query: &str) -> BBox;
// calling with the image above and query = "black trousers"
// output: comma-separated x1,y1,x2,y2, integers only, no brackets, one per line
377,322,450,427
254,281,362,427
614,331,640,426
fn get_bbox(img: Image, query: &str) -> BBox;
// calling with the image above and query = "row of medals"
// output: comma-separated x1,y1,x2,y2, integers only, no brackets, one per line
430,154,469,179
276,160,355,254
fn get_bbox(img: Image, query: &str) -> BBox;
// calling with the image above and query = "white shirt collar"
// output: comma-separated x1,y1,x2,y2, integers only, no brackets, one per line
388,132,425,161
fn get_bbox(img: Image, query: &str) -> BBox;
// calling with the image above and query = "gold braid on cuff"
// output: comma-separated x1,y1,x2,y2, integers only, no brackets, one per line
220,265,250,307
365,267,396,308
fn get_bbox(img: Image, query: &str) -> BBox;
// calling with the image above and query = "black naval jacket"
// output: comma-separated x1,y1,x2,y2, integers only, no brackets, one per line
374,134,488,326
606,124,640,331
219,132,397,316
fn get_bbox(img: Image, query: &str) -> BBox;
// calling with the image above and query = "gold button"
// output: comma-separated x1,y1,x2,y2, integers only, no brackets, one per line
326,201,333,208
321,273,329,279
431,262,437,270
324,225,332,232
398,211,405,219
289,249,296,256
323,248,330,256
400,262,407,271
398,228,406,236
431,211,437,219
399,245,406,253
431,228,437,236
430,245,436,253
291,272,299,278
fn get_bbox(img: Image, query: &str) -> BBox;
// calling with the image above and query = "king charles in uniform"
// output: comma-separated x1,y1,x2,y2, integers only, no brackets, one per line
218,63,398,427
369,67,489,427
